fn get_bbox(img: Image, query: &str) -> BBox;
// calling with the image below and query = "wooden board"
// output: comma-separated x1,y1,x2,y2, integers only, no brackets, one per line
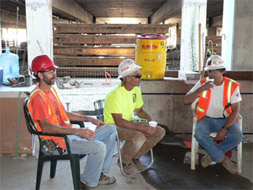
54,56,134,67
206,36,221,45
54,46,135,56
54,23,170,34
54,34,137,45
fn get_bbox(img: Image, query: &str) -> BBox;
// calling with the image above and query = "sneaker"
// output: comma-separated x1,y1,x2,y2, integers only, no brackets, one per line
117,160,138,175
221,156,237,174
132,158,147,170
98,173,116,185
201,154,213,168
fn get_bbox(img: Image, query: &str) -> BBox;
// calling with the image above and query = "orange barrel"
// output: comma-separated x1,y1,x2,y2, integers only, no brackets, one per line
136,33,167,79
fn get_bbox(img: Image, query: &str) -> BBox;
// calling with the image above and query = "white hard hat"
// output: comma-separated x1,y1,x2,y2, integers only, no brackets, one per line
118,59,142,78
204,55,226,71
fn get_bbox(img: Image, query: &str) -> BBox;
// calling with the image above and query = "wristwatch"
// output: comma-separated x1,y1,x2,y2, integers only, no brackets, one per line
222,126,230,130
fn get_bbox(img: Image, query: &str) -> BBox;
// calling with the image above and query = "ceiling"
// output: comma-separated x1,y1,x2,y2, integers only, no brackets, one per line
1,0,223,26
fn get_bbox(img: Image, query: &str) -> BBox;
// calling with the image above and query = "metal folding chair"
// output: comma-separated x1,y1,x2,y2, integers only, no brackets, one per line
93,99,154,176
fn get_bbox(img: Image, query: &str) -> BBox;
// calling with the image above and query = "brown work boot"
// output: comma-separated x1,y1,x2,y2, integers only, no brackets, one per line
98,173,116,185
117,160,138,175
221,156,237,174
201,154,213,168
132,158,147,170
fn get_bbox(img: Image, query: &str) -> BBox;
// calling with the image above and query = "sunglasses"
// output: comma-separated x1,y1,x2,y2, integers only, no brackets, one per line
207,70,216,73
129,74,142,79
40,69,56,74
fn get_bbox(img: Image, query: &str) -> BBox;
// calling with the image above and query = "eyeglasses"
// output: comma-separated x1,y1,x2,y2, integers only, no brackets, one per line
129,74,142,79
40,69,56,74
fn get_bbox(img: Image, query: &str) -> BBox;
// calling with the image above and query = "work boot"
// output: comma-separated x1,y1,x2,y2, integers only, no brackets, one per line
132,158,147,170
201,154,213,168
117,160,138,175
221,156,237,174
98,173,116,185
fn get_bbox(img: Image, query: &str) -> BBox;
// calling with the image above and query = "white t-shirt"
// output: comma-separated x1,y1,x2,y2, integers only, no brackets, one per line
188,80,242,118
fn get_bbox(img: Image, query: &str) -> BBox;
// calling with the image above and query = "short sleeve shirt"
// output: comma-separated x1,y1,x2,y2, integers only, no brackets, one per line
31,91,68,128
188,80,242,118
104,84,144,124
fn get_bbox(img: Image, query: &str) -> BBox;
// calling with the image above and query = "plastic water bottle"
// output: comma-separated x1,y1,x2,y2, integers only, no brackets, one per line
0,47,19,82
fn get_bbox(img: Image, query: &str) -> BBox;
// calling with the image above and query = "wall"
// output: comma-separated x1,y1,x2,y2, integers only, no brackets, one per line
0,97,32,155
141,78,253,142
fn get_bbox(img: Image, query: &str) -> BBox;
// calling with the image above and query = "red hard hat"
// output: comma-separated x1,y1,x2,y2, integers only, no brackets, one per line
31,55,58,72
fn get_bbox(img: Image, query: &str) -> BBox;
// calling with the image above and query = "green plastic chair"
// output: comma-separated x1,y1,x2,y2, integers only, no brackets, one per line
23,98,86,190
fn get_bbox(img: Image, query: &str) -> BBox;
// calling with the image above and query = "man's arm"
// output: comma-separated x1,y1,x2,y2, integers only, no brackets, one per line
66,111,104,128
39,119,95,140
135,107,152,122
112,113,155,135
184,81,214,104
215,102,240,141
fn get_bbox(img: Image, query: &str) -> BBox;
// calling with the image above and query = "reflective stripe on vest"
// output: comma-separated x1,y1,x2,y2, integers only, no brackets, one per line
27,85,72,150
196,77,240,120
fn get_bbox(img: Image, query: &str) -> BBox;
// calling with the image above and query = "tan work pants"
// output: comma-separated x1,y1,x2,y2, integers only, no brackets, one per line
117,124,165,164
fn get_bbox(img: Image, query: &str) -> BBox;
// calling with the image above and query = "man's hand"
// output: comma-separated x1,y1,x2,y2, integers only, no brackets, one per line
78,128,96,140
201,81,214,91
215,128,227,141
91,118,105,128
138,124,156,135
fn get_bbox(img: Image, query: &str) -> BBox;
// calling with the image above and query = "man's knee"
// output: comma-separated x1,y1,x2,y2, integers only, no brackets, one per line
93,141,107,156
155,126,166,138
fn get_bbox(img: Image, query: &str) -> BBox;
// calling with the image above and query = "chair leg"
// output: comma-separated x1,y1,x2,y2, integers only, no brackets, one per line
50,160,57,178
70,154,81,190
237,142,242,173
116,132,153,177
191,117,198,170
36,154,44,190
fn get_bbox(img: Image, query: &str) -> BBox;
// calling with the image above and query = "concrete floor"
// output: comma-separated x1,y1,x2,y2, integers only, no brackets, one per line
0,140,252,190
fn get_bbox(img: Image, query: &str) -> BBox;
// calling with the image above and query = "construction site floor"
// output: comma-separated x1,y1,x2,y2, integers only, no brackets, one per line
1,138,252,190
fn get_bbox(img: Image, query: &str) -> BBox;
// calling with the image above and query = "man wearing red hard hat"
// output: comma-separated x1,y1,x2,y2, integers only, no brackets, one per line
184,55,244,174
28,55,117,189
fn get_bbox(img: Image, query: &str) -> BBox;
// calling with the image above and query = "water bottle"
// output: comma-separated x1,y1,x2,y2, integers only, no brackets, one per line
0,47,19,82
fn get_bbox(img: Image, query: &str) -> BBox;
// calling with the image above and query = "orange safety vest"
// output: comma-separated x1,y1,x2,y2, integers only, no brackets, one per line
27,85,72,150
196,77,240,120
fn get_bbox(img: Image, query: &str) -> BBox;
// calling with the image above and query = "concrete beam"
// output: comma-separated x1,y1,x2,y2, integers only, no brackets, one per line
1,9,26,28
150,0,182,24
52,0,94,23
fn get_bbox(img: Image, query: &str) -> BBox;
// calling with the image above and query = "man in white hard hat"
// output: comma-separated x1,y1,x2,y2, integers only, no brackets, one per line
104,59,165,175
184,55,244,174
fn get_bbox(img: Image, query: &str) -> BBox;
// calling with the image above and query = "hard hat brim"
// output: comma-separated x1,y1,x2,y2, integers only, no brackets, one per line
118,65,142,79
204,65,226,71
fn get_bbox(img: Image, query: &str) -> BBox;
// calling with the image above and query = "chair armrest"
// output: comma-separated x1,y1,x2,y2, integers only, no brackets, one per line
70,121,85,128
191,97,200,112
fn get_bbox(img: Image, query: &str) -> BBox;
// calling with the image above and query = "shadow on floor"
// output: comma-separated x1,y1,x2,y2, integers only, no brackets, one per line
141,144,253,190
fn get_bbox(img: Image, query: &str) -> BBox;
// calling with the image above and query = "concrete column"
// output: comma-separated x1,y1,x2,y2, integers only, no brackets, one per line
221,0,235,71
179,0,207,79
232,0,253,71
26,0,53,68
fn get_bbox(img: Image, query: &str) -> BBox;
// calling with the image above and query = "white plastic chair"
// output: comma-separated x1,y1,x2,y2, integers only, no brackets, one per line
191,98,242,173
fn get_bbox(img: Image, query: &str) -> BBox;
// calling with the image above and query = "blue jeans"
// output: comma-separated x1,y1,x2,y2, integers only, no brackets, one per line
67,125,116,187
194,116,244,163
